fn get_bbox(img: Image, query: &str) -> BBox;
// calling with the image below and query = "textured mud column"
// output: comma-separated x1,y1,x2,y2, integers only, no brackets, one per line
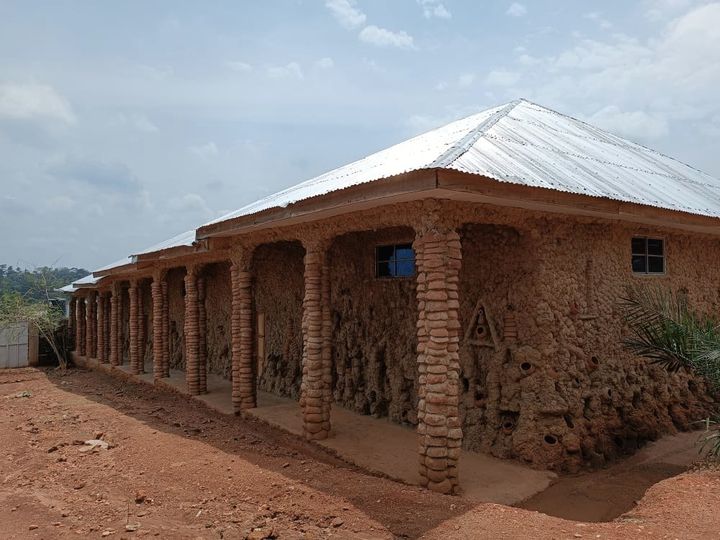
414,222,463,495
69,297,76,344
74,297,83,354
197,276,208,394
129,281,140,374
184,266,201,395
151,272,166,380
138,285,145,373
97,293,106,363
230,248,255,412
300,238,332,440
85,292,95,359
110,286,120,366
161,280,170,377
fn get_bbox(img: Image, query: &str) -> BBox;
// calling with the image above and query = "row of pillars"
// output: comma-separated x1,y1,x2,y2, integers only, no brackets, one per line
71,226,462,494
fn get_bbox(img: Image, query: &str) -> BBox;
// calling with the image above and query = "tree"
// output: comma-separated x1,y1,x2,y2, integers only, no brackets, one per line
621,285,720,458
0,266,75,369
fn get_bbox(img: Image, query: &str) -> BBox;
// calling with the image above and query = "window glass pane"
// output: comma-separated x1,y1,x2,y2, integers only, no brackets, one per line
377,261,392,277
647,238,664,256
648,256,664,273
395,246,414,261
631,237,646,255
632,255,647,273
377,245,395,261
396,259,415,277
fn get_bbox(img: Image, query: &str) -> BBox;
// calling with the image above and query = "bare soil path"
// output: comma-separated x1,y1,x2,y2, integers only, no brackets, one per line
1,367,719,539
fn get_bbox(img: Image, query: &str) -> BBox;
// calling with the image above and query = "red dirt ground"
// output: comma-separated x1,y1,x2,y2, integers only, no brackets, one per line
1,367,719,539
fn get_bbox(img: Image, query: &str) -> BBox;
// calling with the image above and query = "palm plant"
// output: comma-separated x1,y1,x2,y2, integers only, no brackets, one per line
620,285,720,459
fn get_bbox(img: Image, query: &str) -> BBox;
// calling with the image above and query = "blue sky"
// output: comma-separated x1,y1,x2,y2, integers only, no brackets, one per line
1,0,719,269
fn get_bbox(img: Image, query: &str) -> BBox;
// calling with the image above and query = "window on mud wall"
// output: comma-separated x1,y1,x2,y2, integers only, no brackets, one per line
631,237,665,274
375,243,415,278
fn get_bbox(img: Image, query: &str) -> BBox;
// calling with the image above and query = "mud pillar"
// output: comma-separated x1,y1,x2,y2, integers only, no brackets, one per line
109,287,119,365
151,272,167,380
300,238,332,440
161,280,170,377
97,293,105,363
69,297,76,344
138,284,145,373
184,266,200,395
230,249,255,412
129,281,140,374
85,292,95,359
197,276,208,394
74,296,83,354
414,223,463,495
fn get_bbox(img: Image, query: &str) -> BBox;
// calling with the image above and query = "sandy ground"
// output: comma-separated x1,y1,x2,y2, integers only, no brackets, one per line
1,367,719,539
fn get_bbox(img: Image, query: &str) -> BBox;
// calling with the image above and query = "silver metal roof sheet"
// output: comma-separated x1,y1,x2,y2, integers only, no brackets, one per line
131,229,196,258
205,99,720,226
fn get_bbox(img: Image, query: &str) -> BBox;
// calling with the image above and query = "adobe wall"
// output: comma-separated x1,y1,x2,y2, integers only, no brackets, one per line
166,267,186,370
203,262,232,378
252,241,305,399
455,210,718,472
328,227,419,424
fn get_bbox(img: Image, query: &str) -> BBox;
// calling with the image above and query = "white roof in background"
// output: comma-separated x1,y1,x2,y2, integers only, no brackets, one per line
94,256,134,274
205,99,720,226
57,283,77,293
131,229,196,258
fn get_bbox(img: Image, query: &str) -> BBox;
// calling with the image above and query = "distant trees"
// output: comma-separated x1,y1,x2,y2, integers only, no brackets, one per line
0,265,88,368
0,265,88,299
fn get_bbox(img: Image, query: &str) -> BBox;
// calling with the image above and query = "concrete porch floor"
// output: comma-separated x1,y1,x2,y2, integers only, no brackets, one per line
82,356,556,505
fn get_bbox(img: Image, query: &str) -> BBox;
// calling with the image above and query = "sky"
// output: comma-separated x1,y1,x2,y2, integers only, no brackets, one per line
1,0,719,270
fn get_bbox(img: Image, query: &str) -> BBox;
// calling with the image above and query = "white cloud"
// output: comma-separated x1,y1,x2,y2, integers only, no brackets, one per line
485,69,521,86
359,25,415,49
325,0,366,29
46,195,76,211
506,3,527,17
111,112,158,133
189,141,219,159
266,62,304,79
168,193,213,216
0,82,75,123
418,0,452,19
458,73,476,88
511,2,720,145
314,57,335,69
583,12,613,29
644,0,695,20
586,106,669,140
226,61,253,72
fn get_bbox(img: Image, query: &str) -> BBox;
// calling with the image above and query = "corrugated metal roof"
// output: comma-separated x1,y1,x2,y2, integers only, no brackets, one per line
131,229,196,258
205,99,720,226
94,256,134,274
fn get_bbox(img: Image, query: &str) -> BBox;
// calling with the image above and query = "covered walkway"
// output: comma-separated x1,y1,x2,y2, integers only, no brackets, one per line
80,354,555,505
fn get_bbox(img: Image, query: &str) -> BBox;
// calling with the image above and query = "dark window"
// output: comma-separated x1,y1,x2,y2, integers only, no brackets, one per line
631,237,665,274
376,243,415,278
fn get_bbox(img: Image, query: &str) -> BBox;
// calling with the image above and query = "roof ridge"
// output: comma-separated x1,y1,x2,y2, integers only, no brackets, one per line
429,99,522,169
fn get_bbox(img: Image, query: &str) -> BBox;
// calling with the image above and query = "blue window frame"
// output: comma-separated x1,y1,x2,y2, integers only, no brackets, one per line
376,243,415,278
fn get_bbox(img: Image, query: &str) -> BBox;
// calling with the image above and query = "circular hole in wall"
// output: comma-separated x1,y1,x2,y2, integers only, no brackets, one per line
502,421,514,431
607,388,613,398
591,356,599,366
563,414,575,429
520,362,532,371
544,434,558,445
